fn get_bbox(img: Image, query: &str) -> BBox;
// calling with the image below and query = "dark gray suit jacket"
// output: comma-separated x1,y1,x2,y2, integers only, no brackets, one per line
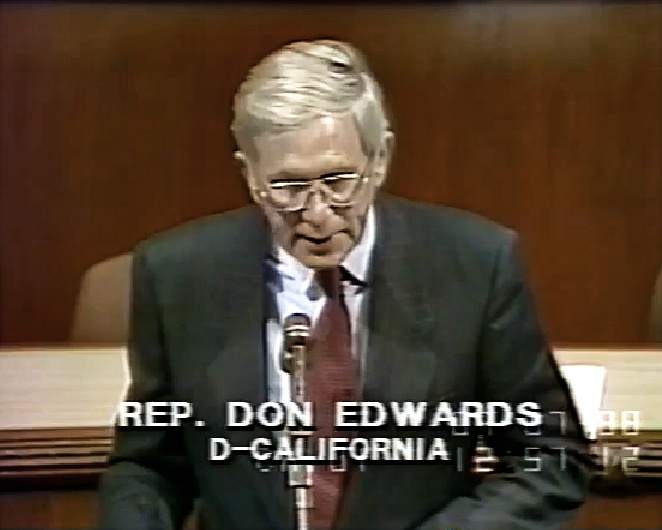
98,195,591,530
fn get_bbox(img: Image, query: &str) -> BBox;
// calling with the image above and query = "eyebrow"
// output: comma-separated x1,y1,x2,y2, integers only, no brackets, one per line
268,167,358,180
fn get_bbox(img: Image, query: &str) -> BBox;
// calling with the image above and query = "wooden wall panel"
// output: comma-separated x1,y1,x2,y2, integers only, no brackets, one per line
0,490,98,529
1,4,661,344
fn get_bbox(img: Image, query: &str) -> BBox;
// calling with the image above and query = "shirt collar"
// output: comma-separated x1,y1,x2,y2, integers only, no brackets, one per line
274,205,375,293
341,204,374,285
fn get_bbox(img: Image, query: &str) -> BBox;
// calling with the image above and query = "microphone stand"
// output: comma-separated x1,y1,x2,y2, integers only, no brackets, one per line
283,315,313,530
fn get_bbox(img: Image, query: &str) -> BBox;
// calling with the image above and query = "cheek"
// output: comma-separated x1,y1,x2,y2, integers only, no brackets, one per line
266,211,299,247
265,209,295,230
342,204,371,238
281,211,301,227
335,231,354,252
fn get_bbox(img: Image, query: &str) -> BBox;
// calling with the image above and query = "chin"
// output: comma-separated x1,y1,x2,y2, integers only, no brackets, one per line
297,251,346,270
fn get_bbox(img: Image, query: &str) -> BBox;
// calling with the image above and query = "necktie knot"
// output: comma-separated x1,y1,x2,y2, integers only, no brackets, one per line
315,267,343,300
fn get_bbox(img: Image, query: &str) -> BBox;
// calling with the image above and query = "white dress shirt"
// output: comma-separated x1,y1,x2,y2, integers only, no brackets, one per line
266,206,376,403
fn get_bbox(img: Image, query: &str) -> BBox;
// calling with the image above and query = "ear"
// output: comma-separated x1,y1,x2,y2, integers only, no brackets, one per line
234,150,248,176
234,150,261,203
373,131,394,188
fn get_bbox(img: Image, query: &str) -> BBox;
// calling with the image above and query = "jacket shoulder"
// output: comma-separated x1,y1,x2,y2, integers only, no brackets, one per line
133,206,264,267
383,196,516,255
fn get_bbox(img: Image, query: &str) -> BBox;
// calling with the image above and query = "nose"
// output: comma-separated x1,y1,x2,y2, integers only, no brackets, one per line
300,189,333,226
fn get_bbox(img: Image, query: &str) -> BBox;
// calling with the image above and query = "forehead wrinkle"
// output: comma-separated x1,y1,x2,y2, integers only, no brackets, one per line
254,114,365,177
257,113,357,150
317,115,341,150
277,152,356,176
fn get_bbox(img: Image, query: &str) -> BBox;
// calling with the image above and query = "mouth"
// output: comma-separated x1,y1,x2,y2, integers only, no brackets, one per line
299,234,333,245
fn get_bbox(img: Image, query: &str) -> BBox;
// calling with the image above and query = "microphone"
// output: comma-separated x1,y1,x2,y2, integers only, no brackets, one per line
281,313,313,530
282,313,311,373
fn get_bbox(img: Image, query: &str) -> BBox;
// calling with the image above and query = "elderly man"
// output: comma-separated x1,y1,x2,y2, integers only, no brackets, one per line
98,40,590,530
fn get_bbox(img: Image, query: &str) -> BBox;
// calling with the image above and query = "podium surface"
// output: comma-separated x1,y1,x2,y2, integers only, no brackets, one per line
1,345,661,529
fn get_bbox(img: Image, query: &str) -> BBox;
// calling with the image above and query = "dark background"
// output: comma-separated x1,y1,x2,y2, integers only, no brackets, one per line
1,3,661,345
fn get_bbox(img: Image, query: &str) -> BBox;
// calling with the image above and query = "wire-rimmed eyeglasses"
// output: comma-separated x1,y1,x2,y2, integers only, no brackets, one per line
258,170,372,212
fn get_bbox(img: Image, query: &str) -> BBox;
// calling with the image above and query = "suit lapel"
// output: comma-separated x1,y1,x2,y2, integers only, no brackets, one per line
363,195,436,403
201,209,292,529
202,209,270,418
341,196,437,529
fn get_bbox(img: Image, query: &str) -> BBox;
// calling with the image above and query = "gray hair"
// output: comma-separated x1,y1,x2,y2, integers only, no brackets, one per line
231,39,390,160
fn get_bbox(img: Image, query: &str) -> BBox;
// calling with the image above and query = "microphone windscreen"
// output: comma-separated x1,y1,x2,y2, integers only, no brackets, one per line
284,313,311,331
283,313,311,350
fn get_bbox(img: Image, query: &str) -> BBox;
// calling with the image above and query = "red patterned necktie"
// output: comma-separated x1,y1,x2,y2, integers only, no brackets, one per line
308,267,358,530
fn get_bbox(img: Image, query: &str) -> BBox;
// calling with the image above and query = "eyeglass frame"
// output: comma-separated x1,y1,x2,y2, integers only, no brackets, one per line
256,154,379,212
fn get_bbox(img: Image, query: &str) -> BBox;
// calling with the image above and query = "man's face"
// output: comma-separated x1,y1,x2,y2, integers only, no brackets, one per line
247,114,382,269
